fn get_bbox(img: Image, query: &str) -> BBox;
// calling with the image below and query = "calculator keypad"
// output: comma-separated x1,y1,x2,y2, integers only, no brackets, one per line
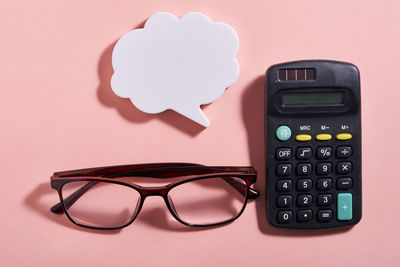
272,131,357,227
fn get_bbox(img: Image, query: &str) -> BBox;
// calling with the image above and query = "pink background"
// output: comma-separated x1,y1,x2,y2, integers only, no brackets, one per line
1,0,399,266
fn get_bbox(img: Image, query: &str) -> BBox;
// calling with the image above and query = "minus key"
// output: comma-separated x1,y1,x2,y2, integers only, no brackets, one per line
337,177,353,190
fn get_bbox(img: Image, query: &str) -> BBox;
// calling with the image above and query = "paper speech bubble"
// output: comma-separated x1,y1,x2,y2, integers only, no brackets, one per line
111,12,239,127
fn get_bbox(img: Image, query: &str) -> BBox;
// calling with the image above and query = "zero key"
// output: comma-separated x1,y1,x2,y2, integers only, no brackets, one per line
277,211,293,223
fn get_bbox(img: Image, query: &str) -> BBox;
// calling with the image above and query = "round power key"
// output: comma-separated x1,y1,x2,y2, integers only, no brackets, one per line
276,125,292,141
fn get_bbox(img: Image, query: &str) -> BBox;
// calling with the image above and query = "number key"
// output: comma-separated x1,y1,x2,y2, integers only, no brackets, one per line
276,179,292,192
276,163,292,176
297,179,312,191
316,162,332,175
317,194,333,206
277,211,293,223
297,194,312,207
277,195,292,207
296,163,312,175
317,178,332,190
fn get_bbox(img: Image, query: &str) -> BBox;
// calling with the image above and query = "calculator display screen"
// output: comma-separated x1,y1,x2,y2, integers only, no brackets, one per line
282,92,344,106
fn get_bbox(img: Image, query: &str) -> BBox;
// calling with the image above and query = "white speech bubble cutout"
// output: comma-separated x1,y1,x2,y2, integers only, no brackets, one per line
111,12,239,127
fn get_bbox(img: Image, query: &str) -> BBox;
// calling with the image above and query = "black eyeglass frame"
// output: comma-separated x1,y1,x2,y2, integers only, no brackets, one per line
50,163,259,230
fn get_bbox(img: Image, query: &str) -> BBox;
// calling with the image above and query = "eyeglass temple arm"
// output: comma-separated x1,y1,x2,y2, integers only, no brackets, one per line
51,181,99,214
222,177,259,199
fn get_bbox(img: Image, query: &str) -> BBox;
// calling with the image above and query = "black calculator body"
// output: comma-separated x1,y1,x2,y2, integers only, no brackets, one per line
265,60,361,229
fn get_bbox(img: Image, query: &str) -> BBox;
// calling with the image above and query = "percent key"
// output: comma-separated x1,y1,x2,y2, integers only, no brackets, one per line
317,147,332,159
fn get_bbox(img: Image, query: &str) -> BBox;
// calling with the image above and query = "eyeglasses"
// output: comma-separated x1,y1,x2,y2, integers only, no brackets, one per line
50,163,259,230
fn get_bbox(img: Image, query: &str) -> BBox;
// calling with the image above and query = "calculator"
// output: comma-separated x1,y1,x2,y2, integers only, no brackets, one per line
265,60,362,229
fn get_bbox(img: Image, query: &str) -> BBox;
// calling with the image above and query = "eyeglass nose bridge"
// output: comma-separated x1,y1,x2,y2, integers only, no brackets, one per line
139,186,169,198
